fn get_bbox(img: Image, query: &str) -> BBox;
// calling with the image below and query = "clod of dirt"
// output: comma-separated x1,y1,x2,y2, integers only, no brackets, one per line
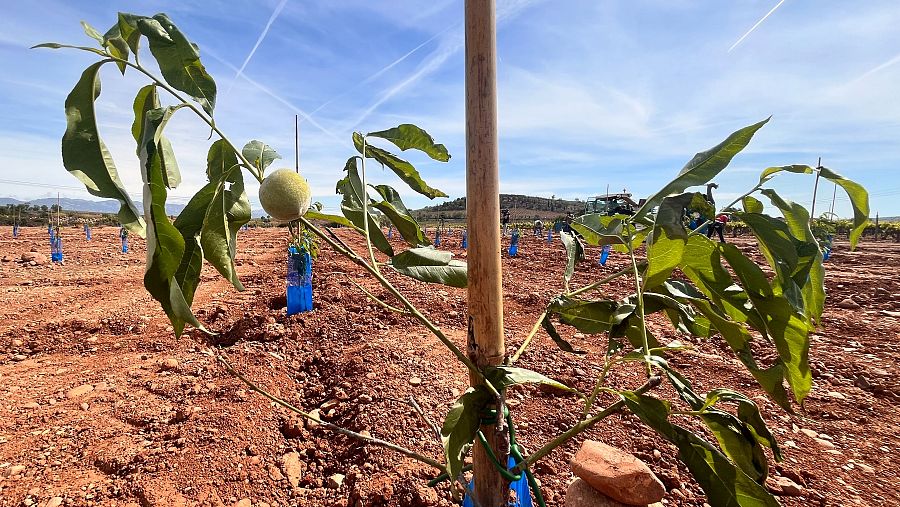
21,251,47,265
837,298,861,309
158,357,179,371
281,451,306,488
64,384,93,399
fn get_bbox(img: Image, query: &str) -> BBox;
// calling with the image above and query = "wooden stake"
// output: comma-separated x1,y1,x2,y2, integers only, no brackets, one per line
465,1,506,505
810,157,822,223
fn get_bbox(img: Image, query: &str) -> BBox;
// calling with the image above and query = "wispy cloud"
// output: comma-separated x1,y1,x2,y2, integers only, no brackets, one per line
223,0,289,98
728,0,787,52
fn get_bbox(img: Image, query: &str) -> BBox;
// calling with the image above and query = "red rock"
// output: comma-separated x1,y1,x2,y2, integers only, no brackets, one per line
570,441,665,505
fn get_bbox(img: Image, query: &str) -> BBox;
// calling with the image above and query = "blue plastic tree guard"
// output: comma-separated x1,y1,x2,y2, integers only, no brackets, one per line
546,229,552,243
48,224,52,236
435,230,441,246
84,225,92,241
287,245,313,315
508,229,520,257
12,225,18,238
463,457,533,507
121,236,129,253
51,236,63,263
461,231,468,249
388,226,393,239
599,244,611,266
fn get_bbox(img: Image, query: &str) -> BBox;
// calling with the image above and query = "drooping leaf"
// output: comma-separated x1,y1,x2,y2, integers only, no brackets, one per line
136,14,217,116
633,118,770,221
305,210,359,230
758,164,814,184
131,85,182,189
484,366,578,395
645,228,685,289
138,110,202,336
559,231,578,287
199,140,250,290
62,60,145,236
548,296,624,334
622,393,780,506
173,183,217,307
540,317,586,354
336,157,394,257
353,132,447,199
366,124,450,162
441,387,490,481
370,184,431,247
241,140,280,173
571,214,625,246
389,247,467,288
116,12,143,54
817,166,869,249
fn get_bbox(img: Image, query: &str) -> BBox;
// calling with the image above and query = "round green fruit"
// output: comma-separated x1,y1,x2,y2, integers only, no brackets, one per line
258,169,312,222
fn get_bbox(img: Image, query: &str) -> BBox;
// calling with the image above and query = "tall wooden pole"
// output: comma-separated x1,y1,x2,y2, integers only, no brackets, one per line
465,0,506,505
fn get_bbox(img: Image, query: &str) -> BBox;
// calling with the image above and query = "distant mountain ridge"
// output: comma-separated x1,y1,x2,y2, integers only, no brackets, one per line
415,194,585,220
0,197,267,218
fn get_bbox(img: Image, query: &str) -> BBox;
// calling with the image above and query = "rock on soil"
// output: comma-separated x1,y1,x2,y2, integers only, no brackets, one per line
837,298,861,309
64,384,93,399
281,451,305,488
566,478,663,507
570,440,666,505
767,476,804,496
21,252,47,265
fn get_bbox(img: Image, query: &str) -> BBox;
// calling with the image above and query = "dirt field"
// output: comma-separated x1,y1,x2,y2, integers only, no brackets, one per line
0,225,897,507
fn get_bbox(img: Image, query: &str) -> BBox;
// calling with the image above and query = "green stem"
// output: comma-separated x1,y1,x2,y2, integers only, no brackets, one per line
513,376,661,473
218,354,444,470
626,240,651,374
358,142,380,275
567,264,638,297
582,357,621,418
299,217,500,398
508,310,547,365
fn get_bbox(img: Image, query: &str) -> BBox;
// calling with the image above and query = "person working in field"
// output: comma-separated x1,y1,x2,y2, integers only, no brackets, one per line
707,212,729,243
533,219,544,236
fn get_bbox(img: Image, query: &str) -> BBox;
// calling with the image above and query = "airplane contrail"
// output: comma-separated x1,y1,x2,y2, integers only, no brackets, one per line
847,52,900,86
224,0,289,97
728,0,787,53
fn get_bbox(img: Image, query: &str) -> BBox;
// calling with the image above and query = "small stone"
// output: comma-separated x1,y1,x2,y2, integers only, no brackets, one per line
232,499,251,507
854,462,875,474
6,464,26,477
566,478,662,507
12,339,23,347
837,298,861,309
65,384,94,399
409,377,422,386
827,391,846,400
158,358,179,371
813,438,835,449
80,402,89,411
328,473,345,489
307,409,321,428
570,440,665,505
13,354,27,361
21,252,48,265
45,498,64,507
281,452,305,488
799,428,818,438
767,476,803,496
22,402,40,410
652,449,662,460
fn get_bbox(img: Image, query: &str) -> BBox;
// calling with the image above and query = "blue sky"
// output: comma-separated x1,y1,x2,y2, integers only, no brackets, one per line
2,0,899,218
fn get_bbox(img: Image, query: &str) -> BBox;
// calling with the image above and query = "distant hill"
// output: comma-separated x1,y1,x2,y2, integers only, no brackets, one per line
0,197,188,216
415,194,585,221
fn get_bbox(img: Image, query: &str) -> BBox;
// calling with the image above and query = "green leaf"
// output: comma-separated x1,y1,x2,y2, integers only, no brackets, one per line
241,140,280,173
645,228,685,289
484,366,578,395
305,210,359,229
548,296,623,334
138,112,202,336
199,140,251,290
81,21,104,44
62,60,145,237
634,118,770,221
389,247,467,288
817,167,870,249
655,193,710,240
758,164,813,185
742,195,764,214
571,214,625,246
336,157,394,257
559,231,578,286
370,184,431,247
441,387,490,481
366,124,450,162
173,184,217,308
131,85,182,189
354,132,448,199
622,393,780,507
116,12,143,54
540,317,586,354
136,14,217,116
32,42,108,56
